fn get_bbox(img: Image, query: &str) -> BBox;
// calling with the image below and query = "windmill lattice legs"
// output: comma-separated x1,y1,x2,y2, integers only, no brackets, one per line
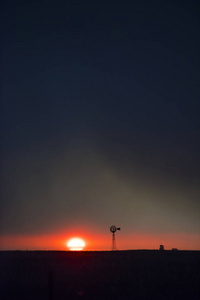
111,232,117,251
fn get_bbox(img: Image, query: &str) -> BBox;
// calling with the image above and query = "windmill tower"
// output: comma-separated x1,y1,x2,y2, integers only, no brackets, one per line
110,225,120,251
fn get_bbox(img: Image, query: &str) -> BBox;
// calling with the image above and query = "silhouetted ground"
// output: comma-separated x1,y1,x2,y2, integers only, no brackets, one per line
0,250,199,300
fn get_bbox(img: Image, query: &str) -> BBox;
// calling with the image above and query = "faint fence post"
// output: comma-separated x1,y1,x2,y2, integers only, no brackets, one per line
48,270,54,300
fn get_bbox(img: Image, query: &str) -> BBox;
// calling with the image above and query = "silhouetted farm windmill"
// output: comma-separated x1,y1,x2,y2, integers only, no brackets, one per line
110,225,120,250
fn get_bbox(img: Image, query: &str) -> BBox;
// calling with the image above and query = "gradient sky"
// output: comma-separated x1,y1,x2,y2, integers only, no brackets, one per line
1,0,200,250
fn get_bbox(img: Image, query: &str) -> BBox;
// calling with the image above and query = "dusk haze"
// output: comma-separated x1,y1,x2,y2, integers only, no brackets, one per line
1,0,200,252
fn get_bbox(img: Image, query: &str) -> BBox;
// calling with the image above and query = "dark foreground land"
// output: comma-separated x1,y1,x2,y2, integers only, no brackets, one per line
0,250,199,300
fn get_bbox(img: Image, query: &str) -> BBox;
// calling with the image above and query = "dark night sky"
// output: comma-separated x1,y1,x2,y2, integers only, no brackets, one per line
1,0,200,249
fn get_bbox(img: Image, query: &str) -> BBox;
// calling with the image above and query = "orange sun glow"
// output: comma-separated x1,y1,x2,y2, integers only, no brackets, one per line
67,238,86,251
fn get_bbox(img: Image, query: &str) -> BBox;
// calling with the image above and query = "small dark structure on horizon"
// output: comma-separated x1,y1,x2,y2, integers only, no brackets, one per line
159,245,164,250
110,225,120,251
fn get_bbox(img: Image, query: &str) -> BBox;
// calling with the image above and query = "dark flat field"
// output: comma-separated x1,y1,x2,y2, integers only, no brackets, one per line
0,250,199,300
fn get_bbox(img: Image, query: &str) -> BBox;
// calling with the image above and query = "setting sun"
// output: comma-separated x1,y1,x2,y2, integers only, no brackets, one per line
67,238,86,251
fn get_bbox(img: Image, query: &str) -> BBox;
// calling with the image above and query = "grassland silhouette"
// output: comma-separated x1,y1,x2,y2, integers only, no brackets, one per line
1,250,199,300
